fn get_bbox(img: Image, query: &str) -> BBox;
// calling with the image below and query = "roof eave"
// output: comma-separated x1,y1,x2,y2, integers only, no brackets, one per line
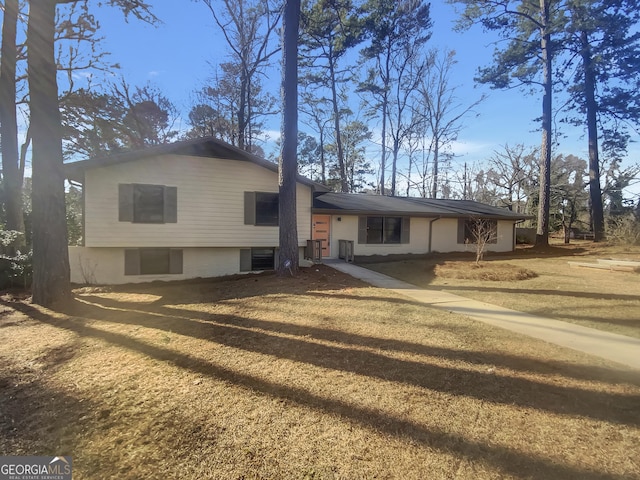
312,207,532,221
62,136,327,190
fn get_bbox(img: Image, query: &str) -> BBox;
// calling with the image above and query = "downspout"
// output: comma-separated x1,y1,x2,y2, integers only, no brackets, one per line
427,216,441,253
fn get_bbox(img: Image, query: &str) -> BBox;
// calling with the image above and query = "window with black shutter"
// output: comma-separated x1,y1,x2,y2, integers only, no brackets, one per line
358,216,409,244
124,248,183,275
239,248,276,271
119,184,177,224
255,192,279,226
244,191,279,226
457,218,498,244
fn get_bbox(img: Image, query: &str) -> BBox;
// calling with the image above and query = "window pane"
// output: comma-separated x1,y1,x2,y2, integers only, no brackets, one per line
140,248,170,274
255,192,279,226
251,248,275,270
383,217,402,244
464,219,497,244
134,184,165,223
366,217,384,244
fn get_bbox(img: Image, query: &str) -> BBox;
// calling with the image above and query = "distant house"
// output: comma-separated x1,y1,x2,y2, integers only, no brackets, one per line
65,137,530,284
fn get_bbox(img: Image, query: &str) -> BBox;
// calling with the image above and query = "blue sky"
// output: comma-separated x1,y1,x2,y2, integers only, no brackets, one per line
51,2,640,197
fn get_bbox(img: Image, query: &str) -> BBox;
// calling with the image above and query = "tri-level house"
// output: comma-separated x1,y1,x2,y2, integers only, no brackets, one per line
65,137,529,284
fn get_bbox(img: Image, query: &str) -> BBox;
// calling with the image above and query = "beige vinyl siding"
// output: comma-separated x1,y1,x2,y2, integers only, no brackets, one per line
83,154,312,248
326,215,516,257
431,218,515,253
329,216,430,257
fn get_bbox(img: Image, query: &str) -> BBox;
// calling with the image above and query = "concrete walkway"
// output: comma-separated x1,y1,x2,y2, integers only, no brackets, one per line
325,259,640,371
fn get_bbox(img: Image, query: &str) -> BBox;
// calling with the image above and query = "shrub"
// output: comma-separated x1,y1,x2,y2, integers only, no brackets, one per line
606,214,640,246
0,230,32,290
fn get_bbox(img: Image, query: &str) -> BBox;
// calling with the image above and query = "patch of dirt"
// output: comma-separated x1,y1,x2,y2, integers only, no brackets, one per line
434,261,538,281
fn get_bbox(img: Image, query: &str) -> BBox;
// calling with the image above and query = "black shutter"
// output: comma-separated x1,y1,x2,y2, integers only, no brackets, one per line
169,249,183,274
457,218,465,244
244,192,256,225
401,217,410,244
239,249,252,271
124,249,140,275
119,184,134,222
357,216,367,244
164,186,178,223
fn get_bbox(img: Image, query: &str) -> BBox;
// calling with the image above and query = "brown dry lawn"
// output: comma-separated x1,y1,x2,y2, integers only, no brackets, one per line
365,241,640,339
1,263,639,479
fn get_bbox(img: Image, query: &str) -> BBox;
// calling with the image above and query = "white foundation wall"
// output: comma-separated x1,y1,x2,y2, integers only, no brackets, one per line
69,246,312,285
69,246,241,284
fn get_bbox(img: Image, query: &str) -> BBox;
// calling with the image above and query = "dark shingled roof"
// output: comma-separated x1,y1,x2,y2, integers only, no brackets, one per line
64,136,329,191
313,192,531,220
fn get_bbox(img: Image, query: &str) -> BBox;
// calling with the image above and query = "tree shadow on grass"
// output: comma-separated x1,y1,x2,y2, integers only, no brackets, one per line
79,292,640,386
0,345,93,457
15,296,640,428
0,336,259,479
3,299,634,480
78,265,366,305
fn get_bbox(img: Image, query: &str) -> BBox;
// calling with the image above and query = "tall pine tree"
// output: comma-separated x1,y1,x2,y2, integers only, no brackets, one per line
559,0,640,241
453,0,566,246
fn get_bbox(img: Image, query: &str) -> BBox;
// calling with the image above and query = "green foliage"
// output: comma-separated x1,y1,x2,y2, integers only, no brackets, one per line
187,60,275,151
559,0,640,160
603,160,640,215
606,212,640,245
549,154,589,232
454,0,566,89
0,230,32,289
66,185,83,246
326,119,374,192
61,81,179,160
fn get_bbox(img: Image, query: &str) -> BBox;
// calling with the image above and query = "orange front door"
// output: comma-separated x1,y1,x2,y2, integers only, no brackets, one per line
312,215,331,257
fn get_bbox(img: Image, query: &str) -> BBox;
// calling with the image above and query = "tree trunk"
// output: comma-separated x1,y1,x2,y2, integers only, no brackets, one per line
278,0,300,276
328,45,348,193
238,72,248,151
580,30,605,242
536,0,552,247
319,127,327,184
28,0,71,306
380,90,388,195
391,137,400,196
379,50,391,196
431,133,440,199
0,0,26,251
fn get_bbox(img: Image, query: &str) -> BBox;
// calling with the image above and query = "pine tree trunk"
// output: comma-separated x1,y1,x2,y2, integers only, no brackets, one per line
278,0,300,276
328,44,348,193
391,138,400,196
0,0,26,251
28,0,71,306
536,0,552,247
380,91,388,195
431,134,440,199
580,30,605,242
